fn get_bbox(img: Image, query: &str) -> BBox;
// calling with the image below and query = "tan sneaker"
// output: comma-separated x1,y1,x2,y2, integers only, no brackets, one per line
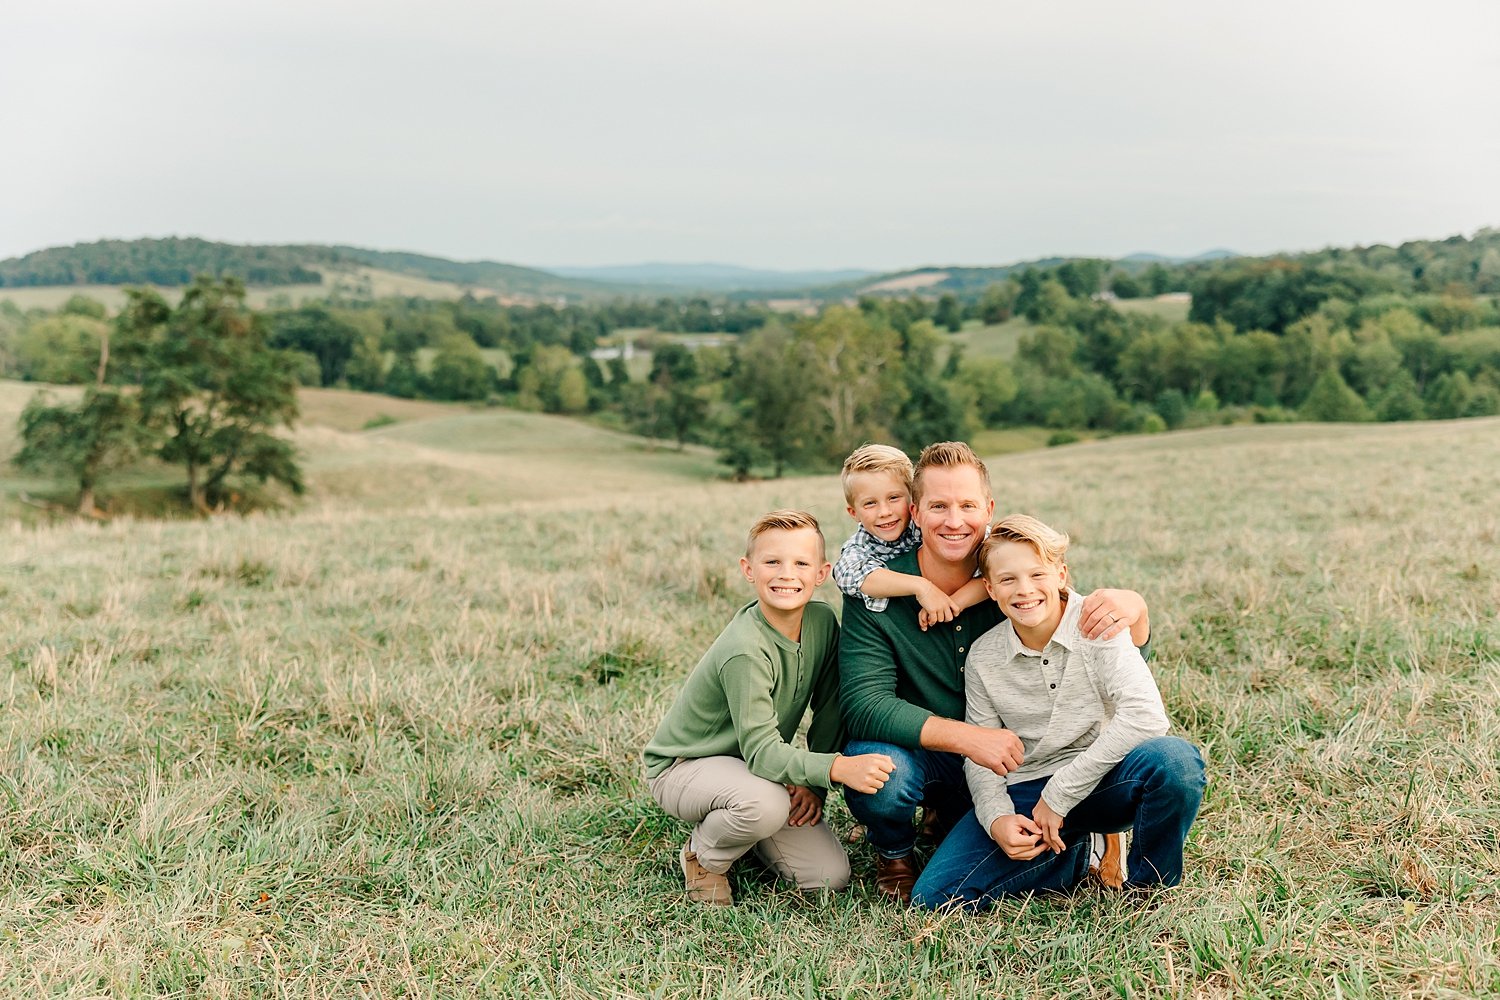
680,843,733,905
1089,833,1126,890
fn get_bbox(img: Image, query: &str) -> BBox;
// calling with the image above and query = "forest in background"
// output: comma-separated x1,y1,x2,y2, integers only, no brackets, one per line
4,228,1499,507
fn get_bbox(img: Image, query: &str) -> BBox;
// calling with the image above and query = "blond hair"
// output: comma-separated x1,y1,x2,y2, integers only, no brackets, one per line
746,509,826,560
912,441,991,505
978,513,1070,578
840,444,913,504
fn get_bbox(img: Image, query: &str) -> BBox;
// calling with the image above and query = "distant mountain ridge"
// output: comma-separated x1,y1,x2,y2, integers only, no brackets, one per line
0,236,1258,302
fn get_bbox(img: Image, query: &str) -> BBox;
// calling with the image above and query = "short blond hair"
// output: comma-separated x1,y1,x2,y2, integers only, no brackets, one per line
746,509,826,560
912,441,991,506
978,513,1070,578
840,444,913,505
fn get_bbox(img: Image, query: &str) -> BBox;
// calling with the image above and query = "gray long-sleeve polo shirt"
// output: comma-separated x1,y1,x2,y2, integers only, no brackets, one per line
963,589,1170,835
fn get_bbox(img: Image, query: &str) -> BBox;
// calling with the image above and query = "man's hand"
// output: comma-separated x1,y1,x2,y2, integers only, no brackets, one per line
963,725,1024,776
1078,588,1148,643
830,752,896,794
1031,797,1067,854
990,814,1048,861
916,580,962,631
786,785,823,827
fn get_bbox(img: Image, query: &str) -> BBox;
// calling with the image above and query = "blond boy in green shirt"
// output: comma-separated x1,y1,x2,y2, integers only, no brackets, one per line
644,510,896,905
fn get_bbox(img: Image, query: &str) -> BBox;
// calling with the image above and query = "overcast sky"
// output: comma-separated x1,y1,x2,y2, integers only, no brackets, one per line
4,0,1497,271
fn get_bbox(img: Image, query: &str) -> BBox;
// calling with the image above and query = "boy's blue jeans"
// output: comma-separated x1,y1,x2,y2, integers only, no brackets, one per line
911,736,1206,911
842,740,973,859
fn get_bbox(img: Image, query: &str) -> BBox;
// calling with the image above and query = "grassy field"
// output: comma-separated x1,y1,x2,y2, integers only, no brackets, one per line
0,381,725,520
949,318,1030,362
1,387,1498,996
1114,295,1193,324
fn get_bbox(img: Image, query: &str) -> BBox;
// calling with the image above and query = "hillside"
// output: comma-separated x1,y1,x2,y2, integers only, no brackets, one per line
0,238,612,300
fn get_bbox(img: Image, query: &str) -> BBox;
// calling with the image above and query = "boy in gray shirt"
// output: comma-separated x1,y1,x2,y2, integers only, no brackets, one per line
912,514,1205,909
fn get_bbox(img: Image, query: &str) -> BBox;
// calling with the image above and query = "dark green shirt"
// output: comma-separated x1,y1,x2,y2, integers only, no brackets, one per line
839,551,1153,749
839,551,1005,750
643,600,844,789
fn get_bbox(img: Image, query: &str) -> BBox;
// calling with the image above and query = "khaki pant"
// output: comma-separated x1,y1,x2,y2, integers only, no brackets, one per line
648,756,851,890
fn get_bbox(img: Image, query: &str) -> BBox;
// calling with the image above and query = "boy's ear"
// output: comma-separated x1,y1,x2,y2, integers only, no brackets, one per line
739,556,753,583
984,578,996,602
815,561,831,586
845,504,856,520
1059,562,1069,588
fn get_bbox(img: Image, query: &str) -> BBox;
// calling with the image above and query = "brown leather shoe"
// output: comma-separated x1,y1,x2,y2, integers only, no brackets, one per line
680,843,733,905
875,853,918,904
1090,833,1126,890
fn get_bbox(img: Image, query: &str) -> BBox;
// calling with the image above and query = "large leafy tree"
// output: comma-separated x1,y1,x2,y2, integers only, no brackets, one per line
799,306,906,461
13,388,149,515
721,322,823,478
121,277,304,512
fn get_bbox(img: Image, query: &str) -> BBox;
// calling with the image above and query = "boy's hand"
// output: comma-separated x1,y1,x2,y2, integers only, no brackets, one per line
1031,797,1067,854
830,752,896,794
990,815,1047,861
785,785,823,827
916,581,961,631
963,724,1024,776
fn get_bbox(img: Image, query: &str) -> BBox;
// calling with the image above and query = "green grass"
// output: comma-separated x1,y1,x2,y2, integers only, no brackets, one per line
3,381,1499,995
1114,295,1193,323
949,318,1030,362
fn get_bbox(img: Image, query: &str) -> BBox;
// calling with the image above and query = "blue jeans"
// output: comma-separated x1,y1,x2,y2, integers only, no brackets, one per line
911,736,1206,910
841,740,973,859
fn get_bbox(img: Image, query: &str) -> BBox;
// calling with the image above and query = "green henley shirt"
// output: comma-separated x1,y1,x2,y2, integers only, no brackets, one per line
839,550,1151,751
642,600,844,789
838,550,1004,750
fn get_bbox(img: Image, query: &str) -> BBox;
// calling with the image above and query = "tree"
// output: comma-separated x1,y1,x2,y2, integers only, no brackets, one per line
1299,369,1372,422
15,313,108,383
934,294,963,333
427,333,492,401
894,321,973,451
13,388,150,515
721,323,822,477
269,305,360,387
122,277,304,512
799,306,906,461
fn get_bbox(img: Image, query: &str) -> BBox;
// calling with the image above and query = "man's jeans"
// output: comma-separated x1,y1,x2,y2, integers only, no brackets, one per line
911,736,1206,910
841,740,973,859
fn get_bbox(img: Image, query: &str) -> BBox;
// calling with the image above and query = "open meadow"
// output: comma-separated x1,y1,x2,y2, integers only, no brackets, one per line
2,391,1498,997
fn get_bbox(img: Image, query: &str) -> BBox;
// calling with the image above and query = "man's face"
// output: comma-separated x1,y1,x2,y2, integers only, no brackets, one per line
740,527,830,614
912,465,993,566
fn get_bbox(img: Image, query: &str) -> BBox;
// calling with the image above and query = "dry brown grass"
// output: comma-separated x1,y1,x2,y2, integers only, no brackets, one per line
1,404,1497,996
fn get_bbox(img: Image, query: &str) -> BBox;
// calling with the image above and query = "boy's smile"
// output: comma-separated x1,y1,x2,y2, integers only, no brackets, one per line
983,539,1069,647
740,527,831,628
845,469,911,543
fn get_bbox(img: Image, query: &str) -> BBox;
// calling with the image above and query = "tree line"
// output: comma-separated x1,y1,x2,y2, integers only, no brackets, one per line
6,230,1500,510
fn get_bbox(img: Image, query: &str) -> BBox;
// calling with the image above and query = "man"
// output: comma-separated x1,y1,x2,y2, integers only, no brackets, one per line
838,442,1151,902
